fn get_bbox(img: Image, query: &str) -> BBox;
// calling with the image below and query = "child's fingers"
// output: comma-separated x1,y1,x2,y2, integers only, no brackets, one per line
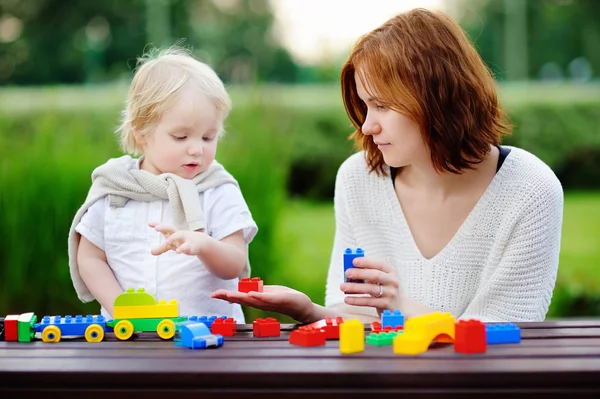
152,223,177,236
150,242,171,256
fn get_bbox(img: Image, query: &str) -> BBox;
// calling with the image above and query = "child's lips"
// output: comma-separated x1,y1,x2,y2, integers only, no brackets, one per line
183,163,199,171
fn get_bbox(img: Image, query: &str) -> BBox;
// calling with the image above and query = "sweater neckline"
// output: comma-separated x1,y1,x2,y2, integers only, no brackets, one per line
384,147,518,263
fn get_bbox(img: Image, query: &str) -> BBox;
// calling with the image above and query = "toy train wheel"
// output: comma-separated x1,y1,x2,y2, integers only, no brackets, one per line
157,319,175,339
114,320,134,340
41,325,61,343
85,324,105,342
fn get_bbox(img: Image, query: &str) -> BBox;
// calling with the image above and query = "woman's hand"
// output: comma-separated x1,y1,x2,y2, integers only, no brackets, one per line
211,285,315,323
340,256,401,317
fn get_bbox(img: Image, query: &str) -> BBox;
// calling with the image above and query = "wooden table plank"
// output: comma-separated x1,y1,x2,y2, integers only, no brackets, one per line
1,320,600,396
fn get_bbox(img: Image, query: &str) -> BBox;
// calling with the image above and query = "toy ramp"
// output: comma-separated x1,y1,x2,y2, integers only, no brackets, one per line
393,312,455,355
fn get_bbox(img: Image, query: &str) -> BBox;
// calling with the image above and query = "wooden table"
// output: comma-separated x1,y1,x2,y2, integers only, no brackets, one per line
1,319,600,397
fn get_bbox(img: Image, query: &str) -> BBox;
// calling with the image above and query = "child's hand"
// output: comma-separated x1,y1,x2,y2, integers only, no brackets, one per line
148,222,209,256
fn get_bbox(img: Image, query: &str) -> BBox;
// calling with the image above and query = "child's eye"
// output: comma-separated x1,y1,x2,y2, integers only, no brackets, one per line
172,135,187,141
203,136,215,142
376,104,387,111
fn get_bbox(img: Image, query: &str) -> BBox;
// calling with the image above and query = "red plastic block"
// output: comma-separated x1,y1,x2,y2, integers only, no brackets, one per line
4,315,19,341
211,317,237,337
455,319,487,354
253,317,281,337
238,277,264,293
371,321,403,334
289,326,326,347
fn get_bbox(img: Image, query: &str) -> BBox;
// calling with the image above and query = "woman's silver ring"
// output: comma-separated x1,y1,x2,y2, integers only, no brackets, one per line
372,283,383,298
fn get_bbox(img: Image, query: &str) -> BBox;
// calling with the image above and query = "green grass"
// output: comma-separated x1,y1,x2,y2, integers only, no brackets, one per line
556,192,600,292
274,192,600,317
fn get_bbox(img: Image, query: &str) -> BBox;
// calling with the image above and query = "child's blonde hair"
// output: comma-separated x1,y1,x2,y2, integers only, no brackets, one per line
116,45,232,155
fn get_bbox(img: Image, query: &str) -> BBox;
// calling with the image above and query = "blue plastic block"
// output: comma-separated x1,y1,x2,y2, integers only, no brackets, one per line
34,314,107,337
343,248,365,283
381,310,404,328
184,315,227,329
175,321,224,349
485,323,521,344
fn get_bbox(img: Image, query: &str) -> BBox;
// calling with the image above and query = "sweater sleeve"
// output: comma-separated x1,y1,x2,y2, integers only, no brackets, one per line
459,176,564,322
324,162,359,308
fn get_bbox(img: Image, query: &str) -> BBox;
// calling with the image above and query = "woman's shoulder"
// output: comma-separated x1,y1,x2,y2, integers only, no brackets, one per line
500,146,564,203
336,151,377,181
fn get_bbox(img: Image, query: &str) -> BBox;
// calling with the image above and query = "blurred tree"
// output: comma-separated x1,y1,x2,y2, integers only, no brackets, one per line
0,0,147,85
455,0,600,81
173,0,298,83
0,0,298,85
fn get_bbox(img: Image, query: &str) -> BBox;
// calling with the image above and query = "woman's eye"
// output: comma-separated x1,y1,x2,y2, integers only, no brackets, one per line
376,105,386,111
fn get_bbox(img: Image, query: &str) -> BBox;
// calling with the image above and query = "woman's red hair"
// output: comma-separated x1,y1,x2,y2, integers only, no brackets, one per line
341,8,512,175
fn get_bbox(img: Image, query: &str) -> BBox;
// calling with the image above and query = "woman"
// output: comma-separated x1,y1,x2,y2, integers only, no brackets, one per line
212,8,564,323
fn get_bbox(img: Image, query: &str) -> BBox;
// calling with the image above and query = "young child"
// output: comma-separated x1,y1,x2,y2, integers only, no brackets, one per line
67,46,258,323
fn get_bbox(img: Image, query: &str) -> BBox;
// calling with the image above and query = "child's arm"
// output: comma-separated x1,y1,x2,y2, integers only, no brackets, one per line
149,222,246,280
77,236,123,317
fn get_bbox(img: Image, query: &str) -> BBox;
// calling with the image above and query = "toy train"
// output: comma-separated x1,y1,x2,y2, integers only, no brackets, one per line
0,288,228,348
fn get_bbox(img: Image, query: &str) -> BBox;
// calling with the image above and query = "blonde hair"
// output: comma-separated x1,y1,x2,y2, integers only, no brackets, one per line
116,45,232,155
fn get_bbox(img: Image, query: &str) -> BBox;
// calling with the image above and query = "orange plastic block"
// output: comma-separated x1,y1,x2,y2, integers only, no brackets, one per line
289,326,326,347
455,319,486,354
211,317,237,337
253,317,281,337
238,277,264,293
4,315,19,341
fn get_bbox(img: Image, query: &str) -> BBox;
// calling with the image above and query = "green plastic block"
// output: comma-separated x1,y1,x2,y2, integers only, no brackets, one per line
17,312,37,343
114,288,157,307
366,331,399,346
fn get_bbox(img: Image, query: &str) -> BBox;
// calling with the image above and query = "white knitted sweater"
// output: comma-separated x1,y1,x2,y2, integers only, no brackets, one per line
325,146,564,322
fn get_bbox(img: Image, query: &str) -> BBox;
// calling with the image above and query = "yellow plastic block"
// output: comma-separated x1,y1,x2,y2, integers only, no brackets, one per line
113,299,179,319
340,319,365,354
393,312,455,355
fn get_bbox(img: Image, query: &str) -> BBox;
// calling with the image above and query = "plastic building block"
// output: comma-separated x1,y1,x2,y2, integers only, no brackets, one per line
455,319,486,354
210,317,237,337
3,315,19,341
34,314,107,343
371,321,403,334
17,312,37,343
486,323,521,344
393,312,455,355
184,315,227,329
382,310,404,329
321,316,344,340
366,331,400,346
175,321,224,349
113,288,178,319
343,248,365,283
253,317,281,337
340,319,365,354
238,277,264,293
289,326,326,347
0,316,4,341
305,316,344,339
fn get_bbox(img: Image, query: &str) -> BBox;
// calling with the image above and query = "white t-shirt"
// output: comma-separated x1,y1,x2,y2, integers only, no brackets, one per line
75,160,258,323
